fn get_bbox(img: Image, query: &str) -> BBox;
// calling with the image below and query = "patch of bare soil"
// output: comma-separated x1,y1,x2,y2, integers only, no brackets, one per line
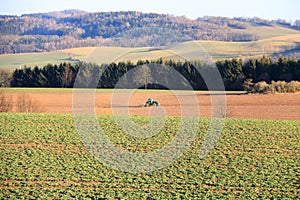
6,91,300,120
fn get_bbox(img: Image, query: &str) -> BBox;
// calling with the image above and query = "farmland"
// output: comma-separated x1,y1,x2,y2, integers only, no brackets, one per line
0,51,73,70
1,33,300,69
1,18,300,199
1,88,300,120
0,87,299,198
0,112,299,199
1,7,300,199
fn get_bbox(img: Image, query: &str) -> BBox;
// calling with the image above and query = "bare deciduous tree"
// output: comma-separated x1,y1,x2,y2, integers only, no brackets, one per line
16,93,45,113
0,69,12,87
0,91,13,112
133,65,154,89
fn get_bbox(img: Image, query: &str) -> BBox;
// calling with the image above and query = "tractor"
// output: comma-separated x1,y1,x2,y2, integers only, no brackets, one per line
143,98,160,107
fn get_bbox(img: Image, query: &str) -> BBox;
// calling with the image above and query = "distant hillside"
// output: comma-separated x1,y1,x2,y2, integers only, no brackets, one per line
1,10,299,54
2,33,300,69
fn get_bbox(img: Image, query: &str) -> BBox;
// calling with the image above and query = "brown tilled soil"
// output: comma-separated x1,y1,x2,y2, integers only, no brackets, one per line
7,90,300,120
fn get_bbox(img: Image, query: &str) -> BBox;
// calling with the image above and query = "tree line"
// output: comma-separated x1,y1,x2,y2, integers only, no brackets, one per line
7,56,300,91
217,56,300,90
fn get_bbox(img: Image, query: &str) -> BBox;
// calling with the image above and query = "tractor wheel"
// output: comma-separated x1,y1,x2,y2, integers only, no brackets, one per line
153,101,160,106
144,103,150,107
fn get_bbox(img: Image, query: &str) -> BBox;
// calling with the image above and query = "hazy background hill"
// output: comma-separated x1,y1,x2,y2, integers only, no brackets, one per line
1,10,300,54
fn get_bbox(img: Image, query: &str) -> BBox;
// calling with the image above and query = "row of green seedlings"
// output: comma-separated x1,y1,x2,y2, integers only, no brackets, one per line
0,91,44,113
243,80,300,94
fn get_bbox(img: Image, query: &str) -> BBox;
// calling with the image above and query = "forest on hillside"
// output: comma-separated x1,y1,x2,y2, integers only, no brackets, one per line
2,56,299,91
1,10,299,54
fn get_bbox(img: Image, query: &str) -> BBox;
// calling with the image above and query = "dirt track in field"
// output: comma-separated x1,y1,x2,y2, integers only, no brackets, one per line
7,90,300,120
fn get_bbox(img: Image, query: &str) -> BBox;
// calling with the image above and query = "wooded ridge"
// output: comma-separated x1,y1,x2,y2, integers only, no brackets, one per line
1,10,299,54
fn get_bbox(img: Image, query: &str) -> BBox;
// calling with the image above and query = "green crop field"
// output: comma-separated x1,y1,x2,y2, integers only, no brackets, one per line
0,113,299,199
0,51,76,70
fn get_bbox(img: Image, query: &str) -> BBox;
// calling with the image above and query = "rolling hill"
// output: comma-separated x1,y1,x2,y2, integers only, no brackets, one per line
0,10,299,54
0,10,300,69
1,33,300,69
